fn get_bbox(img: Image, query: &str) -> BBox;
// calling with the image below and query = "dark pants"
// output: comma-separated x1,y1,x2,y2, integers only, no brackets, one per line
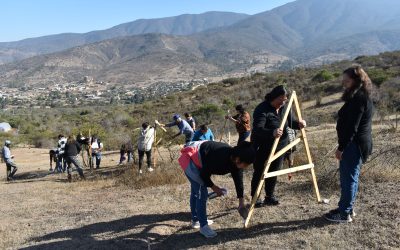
251,144,284,198
138,149,152,170
6,161,18,179
65,155,85,177
238,131,251,145
92,152,101,168
338,142,363,215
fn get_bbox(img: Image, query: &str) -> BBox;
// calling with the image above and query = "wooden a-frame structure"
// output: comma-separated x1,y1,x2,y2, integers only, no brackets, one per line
244,91,321,228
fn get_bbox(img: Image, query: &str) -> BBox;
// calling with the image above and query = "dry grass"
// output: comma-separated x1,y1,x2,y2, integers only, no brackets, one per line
0,126,399,249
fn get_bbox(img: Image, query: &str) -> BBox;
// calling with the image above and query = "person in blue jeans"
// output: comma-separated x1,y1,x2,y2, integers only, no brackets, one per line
325,65,374,223
178,141,255,238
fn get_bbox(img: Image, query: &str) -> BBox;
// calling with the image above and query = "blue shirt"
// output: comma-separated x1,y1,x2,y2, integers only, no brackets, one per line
192,129,214,141
166,120,193,135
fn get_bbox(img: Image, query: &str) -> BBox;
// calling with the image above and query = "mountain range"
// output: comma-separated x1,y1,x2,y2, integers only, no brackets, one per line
1,0,400,88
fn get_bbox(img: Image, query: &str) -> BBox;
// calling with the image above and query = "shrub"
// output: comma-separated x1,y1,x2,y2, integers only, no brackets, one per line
312,70,334,83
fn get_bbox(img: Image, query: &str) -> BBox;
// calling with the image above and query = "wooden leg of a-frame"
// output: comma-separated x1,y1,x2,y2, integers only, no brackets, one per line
310,167,321,202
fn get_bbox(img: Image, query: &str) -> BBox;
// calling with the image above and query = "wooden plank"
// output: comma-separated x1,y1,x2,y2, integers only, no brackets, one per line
244,92,295,228
293,95,321,202
268,138,301,164
264,164,314,179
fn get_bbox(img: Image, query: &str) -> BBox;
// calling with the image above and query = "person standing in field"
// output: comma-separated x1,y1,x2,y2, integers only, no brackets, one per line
325,65,374,223
56,134,67,172
91,135,103,169
64,135,86,182
185,113,196,130
225,105,251,145
137,122,155,174
2,140,18,181
251,85,306,207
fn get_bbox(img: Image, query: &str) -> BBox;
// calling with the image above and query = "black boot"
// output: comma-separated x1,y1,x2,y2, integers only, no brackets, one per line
264,196,279,206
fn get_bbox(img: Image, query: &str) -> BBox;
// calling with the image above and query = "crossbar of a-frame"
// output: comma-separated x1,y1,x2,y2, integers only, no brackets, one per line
244,91,321,228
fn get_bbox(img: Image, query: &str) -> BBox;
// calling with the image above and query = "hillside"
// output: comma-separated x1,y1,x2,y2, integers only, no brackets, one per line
0,12,249,64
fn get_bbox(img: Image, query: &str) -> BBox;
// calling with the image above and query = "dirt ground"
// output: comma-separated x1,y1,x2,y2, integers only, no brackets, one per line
0,130,399,249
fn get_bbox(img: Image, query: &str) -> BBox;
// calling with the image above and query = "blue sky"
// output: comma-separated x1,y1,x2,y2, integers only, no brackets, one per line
0,0,294,42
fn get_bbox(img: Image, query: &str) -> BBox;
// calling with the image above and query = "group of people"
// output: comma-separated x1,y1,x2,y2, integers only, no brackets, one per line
178,65,374,238
2,65,374,239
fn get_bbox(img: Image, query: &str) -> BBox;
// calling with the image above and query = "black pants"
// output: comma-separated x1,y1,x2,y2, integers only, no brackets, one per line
6,161,18,179
138,149,152,170
251,145,284,198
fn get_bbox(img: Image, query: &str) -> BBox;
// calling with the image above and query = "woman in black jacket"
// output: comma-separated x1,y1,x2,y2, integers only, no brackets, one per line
64,135,86,182
325,65,374,223
251,85,306,206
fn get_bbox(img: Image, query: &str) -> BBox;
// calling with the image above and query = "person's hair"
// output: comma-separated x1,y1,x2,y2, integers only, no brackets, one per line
184,113,191,118
232,141,255,164
67,135,76,144
142,122,149,129
58,134,64,139
200,124,208,131
265,85,288,102
235,104,245,114
342,65,372,101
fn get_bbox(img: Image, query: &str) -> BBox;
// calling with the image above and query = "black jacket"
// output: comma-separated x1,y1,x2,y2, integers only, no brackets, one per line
336,90,374,163
199,141,244,198
64,141,82,157
251,101,300,151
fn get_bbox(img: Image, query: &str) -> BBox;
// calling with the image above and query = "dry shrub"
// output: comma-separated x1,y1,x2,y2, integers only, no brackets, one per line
116,161,186,189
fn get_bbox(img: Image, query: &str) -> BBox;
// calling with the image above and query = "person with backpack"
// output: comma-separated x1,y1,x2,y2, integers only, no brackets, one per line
64,135,85,182
178,140,255,238
225,105,251,145
56,134,67,172
91,135,103,169
2,140,18,181
159,114,194,145
137,122,155,174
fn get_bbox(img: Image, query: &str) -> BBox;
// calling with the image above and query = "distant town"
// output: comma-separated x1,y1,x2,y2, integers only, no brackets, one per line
0,76,210,109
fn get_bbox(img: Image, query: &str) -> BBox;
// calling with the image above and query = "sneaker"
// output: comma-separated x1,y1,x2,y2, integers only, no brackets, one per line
200,225,217,238
255,199,264,208
264,196,279,206
328,208,356,218
148,167,154,172
191,220,214,229
324,211,352,223
139,170,143,174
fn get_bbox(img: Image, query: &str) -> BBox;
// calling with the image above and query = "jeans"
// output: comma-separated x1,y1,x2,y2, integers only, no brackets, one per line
92,152,101,168
338,142,362,215
138,149,152,170
238,131,251,145
65,155,85,177
185,131,194,145
185,163,208,228
251,144,284,198
56,155,67,172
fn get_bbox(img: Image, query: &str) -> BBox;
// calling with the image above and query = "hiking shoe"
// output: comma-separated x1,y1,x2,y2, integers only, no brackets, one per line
255,199,264,208
328,208,356,218
200,225,217,238
67,174,72,183
148,167,154,172
139,170,143,174
191,220,214,229
264,196,279,206
324,211,352,223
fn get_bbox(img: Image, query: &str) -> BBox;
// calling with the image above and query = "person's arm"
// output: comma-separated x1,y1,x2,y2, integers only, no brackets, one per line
164,122,175,128
336,98,365,159
252,110,275,139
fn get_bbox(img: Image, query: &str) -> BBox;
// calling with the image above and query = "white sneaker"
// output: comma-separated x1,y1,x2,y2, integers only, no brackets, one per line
139,170,143,174
191,220,214,229
148,167,154,172
200,225,217,238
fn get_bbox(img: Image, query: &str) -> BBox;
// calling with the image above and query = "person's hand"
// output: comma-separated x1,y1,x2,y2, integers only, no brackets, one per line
299,119,307,129
273,128,283,138
335,149,343,161
211,185,224,197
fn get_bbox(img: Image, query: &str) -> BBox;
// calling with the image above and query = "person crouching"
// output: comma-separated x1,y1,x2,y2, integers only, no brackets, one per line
178,140,255,238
